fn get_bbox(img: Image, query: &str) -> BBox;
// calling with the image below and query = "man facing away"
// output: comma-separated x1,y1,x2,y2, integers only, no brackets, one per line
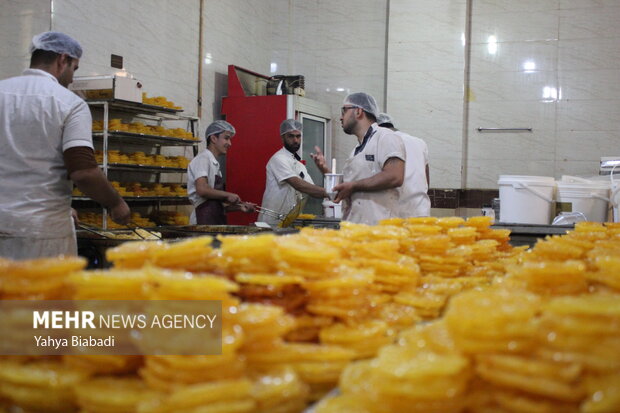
312,93,406,225
258,119,326,226
377,112,431,218
0,31,130,259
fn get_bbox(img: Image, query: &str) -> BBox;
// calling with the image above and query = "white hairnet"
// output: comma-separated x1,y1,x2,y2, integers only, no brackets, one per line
205,120,235,138
377,113,395,127
343,92,379,119
30,31,83,59
280,119,303,135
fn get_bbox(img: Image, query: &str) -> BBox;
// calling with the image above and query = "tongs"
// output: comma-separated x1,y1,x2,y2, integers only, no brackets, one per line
126,220,162,240
78,223,111,239
255,206,285,221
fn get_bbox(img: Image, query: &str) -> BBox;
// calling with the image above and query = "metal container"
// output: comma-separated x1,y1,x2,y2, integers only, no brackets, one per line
324,173,343,200
70,75,143,103
170,225,270,235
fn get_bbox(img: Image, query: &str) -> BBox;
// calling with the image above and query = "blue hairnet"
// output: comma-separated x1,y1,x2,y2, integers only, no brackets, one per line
377,113,395,127
280,119,303,135
30,31,83,59
205,120,235,138
343,92,379,118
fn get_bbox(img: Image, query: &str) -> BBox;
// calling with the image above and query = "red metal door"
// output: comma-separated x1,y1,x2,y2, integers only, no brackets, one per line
222,95,287,225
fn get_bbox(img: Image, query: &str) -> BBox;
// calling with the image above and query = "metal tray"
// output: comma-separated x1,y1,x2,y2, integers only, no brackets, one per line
76,228,163,241
171,225,271,235
93,131,198,147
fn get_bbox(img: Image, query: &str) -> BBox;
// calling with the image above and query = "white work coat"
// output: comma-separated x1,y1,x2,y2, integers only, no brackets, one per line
259,147,314,225
342,123,406,225
396,130,430,218
187,149,222,224
0,69,92,258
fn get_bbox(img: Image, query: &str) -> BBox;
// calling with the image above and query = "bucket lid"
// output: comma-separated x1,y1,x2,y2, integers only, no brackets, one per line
560,175,610,185
498,175,555,185
557,181,610,190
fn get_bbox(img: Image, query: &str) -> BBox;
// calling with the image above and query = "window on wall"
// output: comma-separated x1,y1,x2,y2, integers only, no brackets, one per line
301,115,327,216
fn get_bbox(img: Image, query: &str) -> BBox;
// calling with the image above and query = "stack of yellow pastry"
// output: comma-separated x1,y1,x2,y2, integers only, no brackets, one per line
91,120,198,140
78,211,156,229
103,181,186,197
141,93,182,110
149,211,190,226
6,220,620,412
94,150,190,168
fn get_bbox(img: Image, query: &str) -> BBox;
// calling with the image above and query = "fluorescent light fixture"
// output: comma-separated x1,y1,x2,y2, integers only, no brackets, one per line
487,35,497,54
542,86,558,101
523,60,536,72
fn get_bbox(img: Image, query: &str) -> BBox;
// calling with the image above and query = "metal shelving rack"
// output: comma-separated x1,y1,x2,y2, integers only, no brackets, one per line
74,99,199,229
99,163,188,173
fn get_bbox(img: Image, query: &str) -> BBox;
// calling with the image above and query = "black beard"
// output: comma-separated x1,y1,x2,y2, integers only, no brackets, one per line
284,142,300,153
342,123,354,135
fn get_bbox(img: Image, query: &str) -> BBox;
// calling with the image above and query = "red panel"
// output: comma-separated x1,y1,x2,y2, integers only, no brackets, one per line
226,65,246,97
222,95,288,225
227,65,272,98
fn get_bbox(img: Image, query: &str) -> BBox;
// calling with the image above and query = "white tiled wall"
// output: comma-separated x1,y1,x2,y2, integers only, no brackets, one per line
467,0,620,188
466,1,557,189
2,0,619,192
50,0,200,120
387,0,467,189
0,0,51,77
269,0,388,170
556,1,620,179
202,0,277,125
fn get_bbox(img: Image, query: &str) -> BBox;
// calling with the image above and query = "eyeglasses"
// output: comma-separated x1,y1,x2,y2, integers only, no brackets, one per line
341,106,359,115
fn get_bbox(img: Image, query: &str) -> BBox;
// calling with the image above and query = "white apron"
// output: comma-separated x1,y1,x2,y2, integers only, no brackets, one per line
341,125,404,225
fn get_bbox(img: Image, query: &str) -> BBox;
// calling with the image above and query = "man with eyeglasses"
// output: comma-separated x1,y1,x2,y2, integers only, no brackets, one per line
258,119,327,226
312,93,406,225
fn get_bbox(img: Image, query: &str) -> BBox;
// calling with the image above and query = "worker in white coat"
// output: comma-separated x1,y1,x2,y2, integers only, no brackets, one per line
0,31,130,260
258,119,327,225
377,113,431,218
187,120,254,225
312,93,405,225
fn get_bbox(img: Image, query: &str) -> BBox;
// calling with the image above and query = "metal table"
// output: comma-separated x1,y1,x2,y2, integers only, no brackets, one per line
491,223,574,247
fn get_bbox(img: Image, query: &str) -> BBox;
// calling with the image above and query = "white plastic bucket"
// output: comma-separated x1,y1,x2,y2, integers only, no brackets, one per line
498,175,556,224
612,184,620,222
610,168,620,222
556,177,610,223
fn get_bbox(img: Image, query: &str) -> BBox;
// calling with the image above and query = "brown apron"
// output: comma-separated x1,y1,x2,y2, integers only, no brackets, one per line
195,175,227,225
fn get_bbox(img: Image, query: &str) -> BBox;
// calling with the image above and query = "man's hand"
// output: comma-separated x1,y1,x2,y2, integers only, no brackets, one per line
310,146,330,174
333,181,355,203
239,202,257,213
225,201,256,213
285,176,328,199
109,200,131,225
69,166,132,225
334,158,404,203
71,208,80,228
225,193,241,204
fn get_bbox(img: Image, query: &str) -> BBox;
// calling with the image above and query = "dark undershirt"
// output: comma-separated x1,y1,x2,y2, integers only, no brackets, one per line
354,126,376,156
63,146,98,177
